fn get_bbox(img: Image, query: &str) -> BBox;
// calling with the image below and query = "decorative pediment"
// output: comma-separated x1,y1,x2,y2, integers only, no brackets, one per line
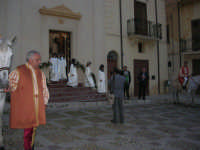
39,5,82,20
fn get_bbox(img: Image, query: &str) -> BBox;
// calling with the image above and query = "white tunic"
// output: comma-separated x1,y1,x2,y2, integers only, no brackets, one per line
58,57,67,80
85,66,95,88
67,64,78,87
97,70,106,93
50,57,59,81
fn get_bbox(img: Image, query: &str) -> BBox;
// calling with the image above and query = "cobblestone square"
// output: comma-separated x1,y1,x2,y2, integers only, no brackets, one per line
3,103,200,150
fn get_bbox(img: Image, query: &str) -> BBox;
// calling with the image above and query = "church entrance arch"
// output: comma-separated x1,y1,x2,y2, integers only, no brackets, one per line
107,51,118,80
49,30,71,73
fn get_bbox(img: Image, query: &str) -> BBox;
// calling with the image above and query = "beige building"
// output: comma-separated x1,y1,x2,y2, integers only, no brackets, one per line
166,0,200,80
0,0,168,96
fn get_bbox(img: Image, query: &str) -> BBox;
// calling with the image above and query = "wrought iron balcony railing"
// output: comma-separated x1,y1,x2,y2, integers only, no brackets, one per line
180,38,200,52
127,18,162,40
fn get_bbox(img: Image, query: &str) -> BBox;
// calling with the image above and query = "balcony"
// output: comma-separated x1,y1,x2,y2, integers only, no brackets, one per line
180,38,200,53
127,18,162,40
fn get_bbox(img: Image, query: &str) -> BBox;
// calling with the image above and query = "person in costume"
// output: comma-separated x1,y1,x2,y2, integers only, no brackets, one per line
49,53,59,81
58,54,67,80
97,64,106,93
178,61,190,89
85,61,95,88
8,50,49,150
67,59,78,87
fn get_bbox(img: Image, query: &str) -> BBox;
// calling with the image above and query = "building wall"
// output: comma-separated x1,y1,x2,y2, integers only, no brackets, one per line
104,0,168,95
0,0,168,95
166,0,200,79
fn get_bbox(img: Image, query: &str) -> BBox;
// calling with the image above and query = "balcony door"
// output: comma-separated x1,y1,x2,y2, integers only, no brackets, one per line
192,19,200,51
134,1,147,35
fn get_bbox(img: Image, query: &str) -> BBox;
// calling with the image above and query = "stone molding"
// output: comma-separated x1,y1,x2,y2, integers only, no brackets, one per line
39,4,82,20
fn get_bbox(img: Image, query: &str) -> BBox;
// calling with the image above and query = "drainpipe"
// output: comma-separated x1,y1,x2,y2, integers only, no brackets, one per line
155,0,160,94
177,1,182,67
119,0,124,68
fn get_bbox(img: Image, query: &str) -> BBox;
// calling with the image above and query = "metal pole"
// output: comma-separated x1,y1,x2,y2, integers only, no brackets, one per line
119,0,124,68
177,1,182,68
155,0,160,94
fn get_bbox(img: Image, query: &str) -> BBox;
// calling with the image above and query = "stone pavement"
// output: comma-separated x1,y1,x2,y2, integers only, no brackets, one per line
2,101,200,150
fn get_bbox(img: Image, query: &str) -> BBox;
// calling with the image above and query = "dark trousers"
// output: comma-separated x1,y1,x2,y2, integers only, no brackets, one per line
139,83,146,100
112,98,124,123
124,83,130,99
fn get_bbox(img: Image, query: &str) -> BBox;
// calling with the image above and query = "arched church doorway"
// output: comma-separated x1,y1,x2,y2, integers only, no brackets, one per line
49,30,71,73
107,51,118,80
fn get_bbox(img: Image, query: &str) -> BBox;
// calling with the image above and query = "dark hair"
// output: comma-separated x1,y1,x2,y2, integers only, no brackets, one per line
99,64,104,70
71,58,76,64
114,67,120,74
86,61,92,67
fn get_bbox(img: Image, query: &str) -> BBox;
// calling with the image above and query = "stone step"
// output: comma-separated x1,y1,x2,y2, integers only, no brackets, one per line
49,97,107,103
50,91,104,97
48,83,107,102
50,94,106,100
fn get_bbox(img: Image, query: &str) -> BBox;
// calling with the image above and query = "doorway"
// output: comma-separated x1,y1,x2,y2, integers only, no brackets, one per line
134,59,149,96
107,51,118,80
192,59,200,94
49,30,71,73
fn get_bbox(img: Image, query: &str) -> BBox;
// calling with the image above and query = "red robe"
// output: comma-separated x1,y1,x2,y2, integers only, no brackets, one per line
178,66,189,85
10,65,46,129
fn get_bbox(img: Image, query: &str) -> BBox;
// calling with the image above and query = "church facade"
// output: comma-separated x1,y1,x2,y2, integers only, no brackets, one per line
0,0,168,96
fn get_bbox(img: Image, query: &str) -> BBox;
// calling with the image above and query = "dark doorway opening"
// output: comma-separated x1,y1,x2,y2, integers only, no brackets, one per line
49,30,71,73
134,59,149,96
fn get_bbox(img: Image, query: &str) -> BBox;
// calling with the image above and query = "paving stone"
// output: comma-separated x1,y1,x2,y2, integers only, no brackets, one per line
64,110,89,117
43,132,80,144
168,140,200,150
83,116,107,123
3,103,200,149
77,127,110,137
56,119,84,128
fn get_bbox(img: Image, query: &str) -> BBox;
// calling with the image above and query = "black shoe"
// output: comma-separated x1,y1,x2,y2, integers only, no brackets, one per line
120,121,124,124
32,144,34,150
0,146,5,150
110,120,117,124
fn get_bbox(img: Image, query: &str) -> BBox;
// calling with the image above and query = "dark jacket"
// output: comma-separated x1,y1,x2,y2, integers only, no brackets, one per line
138,72,149,85
111,74,126,98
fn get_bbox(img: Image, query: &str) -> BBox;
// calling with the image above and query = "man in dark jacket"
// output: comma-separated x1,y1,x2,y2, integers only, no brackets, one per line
123,66,131,100
111,68,126,124
138,67,149,100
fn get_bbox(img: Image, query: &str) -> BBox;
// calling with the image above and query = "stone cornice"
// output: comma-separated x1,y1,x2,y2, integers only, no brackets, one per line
39,4,82,20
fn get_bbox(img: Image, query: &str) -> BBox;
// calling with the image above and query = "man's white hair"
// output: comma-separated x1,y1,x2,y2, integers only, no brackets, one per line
26,50,40,62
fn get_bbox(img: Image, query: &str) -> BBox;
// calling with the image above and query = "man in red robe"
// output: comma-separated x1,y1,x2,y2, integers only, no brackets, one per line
178,61,190,89
8,50,49,150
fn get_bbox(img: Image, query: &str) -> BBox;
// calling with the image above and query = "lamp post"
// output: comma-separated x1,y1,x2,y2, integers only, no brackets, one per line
155,0,160,94
119,0,124,69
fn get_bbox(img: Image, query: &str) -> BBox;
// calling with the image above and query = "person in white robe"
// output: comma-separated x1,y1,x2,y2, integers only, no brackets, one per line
58,55,67,80
0,36,13,150
85,62,95,88
97,64,106,93
67,59,78,87
50,54,59,81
